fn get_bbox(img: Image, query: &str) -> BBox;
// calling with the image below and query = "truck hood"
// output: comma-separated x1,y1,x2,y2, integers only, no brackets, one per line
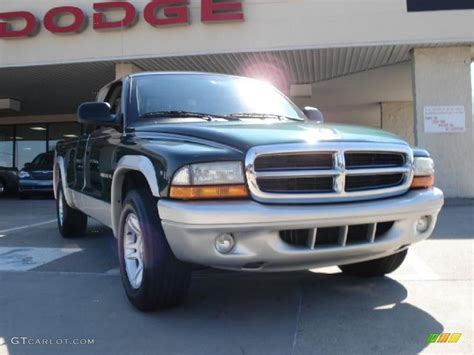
135,121,407,151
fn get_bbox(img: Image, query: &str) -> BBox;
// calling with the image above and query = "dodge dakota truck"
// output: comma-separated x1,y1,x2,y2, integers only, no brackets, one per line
54,72,444,311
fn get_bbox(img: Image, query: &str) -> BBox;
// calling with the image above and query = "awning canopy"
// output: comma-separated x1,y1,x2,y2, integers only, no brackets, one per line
0,43,470,117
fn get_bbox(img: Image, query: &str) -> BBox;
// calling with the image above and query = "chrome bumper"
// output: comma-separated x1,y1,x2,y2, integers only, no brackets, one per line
158,188,444,272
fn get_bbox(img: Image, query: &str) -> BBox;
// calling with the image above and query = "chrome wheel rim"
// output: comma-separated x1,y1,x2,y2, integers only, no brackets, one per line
124,213,144,289
58,189,64,226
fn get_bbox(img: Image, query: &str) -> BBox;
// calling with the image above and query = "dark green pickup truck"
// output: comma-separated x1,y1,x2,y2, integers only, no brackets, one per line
54,72,444,311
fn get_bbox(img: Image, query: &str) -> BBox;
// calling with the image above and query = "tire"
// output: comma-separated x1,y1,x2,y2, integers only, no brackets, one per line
338,250,408,277
118,188,192,311
56,183,88,238
0,179,5,197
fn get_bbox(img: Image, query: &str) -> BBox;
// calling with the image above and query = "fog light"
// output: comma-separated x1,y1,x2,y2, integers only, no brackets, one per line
416,216,431,233
215,234,235,254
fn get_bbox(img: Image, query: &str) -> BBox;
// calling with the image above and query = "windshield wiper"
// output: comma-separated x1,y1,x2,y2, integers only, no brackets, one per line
139,111,301,122
140,111,217,121
140,111,242,121
228,113,303,122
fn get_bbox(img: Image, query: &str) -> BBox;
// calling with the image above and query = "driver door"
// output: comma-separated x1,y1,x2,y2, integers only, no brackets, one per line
83,82,123,203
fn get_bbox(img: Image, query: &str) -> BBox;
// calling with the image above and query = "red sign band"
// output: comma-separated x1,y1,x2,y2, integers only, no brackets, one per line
0,0,244,38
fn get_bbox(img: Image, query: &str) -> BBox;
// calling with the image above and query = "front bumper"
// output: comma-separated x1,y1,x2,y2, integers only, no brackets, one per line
158,188,444,272
19,179,54,193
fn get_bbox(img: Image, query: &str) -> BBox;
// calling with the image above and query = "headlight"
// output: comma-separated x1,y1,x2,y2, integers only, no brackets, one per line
173,162,245,186
170,162,248,200
18,171,30,179
413,157,434,176
411,157,435,189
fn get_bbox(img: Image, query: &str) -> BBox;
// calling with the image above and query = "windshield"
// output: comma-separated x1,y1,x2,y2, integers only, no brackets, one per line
31,153,54,169
134,74,305,121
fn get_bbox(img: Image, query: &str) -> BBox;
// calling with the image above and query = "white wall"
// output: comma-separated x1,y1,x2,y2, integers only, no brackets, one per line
1,0,473,68
292,63,413,130
381,102,415,145
319,104,381,127
412,46,474,198
305,63,413,107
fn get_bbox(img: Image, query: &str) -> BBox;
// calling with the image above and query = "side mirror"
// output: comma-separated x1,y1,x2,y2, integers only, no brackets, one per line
77,102,117,125
24,163,31,169
303,106,324,124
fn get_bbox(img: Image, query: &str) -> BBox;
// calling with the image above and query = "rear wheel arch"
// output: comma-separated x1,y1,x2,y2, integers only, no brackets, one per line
56,182,88,238
53,155,66,199
54,156,76,208
111,155,160,237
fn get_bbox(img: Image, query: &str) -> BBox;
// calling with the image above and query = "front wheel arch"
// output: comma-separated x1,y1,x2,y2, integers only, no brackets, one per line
111,155,161,238
118,188,191,311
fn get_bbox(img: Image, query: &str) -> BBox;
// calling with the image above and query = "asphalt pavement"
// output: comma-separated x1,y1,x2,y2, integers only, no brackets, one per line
0,196,472,355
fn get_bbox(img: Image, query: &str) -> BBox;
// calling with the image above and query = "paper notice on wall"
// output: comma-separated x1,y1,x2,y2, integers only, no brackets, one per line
423,106,466,133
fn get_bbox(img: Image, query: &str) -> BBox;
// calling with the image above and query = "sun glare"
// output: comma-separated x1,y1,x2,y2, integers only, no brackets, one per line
235,79,284,114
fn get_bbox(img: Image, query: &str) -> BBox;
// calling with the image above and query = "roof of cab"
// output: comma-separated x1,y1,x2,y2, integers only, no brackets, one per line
98,71,259,99
126,71,245,79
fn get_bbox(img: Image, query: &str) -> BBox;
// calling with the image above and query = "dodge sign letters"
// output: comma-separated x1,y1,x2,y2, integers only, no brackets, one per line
0,0,244,38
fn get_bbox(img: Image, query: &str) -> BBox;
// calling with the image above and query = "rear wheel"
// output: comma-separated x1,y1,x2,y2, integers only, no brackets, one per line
338,250,408,277
56,183,88,238
118,188,191,311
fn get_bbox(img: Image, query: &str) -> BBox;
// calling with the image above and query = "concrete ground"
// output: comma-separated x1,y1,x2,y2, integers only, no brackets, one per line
0,197,472,355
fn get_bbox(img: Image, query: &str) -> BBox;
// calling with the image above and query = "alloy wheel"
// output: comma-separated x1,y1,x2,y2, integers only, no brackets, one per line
123,213,144,289
58,189,64,226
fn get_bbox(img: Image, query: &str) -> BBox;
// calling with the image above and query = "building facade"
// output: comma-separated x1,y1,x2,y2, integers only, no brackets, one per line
0,0,473,197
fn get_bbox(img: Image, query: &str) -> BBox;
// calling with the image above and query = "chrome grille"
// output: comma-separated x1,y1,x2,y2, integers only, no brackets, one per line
258,176,334,193
30,171,53,180
345,152,405,169
345,173,405,191
245,143,413,203
254,152,334,171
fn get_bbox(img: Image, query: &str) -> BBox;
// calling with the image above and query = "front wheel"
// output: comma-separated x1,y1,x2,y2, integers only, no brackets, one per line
118,189,191,312
338,250,408,277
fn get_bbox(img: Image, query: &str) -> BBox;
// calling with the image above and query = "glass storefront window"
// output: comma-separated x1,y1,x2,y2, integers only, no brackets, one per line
0,122,80,170
0,125,14,167
15,124,47,170
48,122,81,151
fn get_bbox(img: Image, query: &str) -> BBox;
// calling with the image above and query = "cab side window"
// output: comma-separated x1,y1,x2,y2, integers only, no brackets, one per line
78,81,124,137
88,82,123,133
106,83,123,115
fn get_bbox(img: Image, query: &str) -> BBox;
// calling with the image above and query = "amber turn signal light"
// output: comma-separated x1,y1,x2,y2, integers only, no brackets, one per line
411,176,434,189
170,184,249,200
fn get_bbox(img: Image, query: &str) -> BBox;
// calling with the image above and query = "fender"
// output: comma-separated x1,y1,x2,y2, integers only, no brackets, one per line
111,155,160,237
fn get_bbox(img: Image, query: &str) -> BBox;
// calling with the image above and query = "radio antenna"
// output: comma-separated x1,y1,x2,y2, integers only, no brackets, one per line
120,18,125,73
